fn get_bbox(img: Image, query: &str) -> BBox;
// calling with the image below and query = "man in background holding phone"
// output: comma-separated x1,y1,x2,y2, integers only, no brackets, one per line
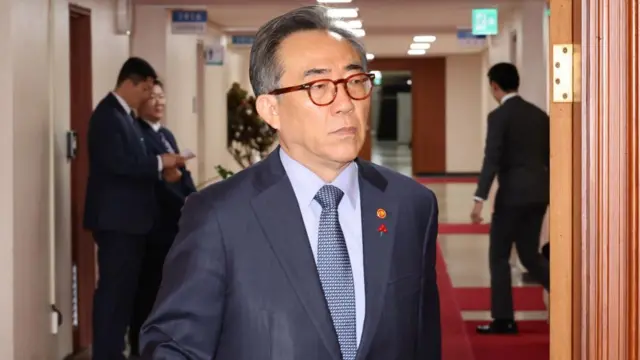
128,79,197,357
84,57,193,360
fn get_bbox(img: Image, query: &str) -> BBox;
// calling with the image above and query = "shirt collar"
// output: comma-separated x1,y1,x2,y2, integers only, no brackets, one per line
144,119,162,132
501,92,519,104
112,91,132,115
279,148,358,210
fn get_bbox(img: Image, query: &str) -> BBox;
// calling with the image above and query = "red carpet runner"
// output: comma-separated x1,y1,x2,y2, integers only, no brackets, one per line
438,223,490,234
465,321,549,360
436,244,475,360
455,286,547,311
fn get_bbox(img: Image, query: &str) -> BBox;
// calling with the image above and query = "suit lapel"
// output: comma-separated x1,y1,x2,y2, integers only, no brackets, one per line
137,119,167,155
251,150,342,359
355,161,398,360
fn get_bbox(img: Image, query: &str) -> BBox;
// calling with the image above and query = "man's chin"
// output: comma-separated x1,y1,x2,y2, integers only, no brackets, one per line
327,143,363,162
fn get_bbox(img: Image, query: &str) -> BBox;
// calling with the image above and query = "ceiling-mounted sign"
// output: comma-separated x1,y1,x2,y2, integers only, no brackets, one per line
231,35,256,46
171,10,207,34
456,29,487,46
471,8,498,36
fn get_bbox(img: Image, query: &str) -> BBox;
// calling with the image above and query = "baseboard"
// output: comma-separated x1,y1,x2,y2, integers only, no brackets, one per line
63,347,91,360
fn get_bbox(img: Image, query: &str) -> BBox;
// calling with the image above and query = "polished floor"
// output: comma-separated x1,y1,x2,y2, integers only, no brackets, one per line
371,141,548,322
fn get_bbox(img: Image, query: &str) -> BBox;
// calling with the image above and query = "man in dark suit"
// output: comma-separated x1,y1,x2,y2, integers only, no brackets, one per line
128,79,197,356
140,5,441,360
83,57,190,360
471,62,550,334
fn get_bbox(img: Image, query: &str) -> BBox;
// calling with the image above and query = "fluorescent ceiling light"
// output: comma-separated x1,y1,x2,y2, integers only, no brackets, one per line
349,28,366,37
334,19,362,29
366,53,375,60
407,49,426,55
410,43,431,50
327,8,359,18
318,0,353,3
413,35,437,42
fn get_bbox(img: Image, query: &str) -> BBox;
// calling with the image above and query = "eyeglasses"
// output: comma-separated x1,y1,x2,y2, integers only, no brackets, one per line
269,72,376,106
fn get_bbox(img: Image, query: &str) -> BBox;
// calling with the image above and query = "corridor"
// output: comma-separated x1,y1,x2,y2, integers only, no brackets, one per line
372,142,550,360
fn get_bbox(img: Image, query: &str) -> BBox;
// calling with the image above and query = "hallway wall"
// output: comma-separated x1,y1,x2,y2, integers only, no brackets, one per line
0,0,130,356
445,53,483,173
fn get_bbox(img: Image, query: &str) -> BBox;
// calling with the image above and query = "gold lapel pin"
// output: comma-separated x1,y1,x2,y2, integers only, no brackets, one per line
376,208,387,219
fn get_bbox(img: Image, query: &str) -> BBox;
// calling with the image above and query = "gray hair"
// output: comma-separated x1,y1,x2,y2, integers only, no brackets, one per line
249,5,368,96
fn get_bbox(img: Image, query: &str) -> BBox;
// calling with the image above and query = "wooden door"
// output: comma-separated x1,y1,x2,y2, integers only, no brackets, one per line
366,58,446,174
550,0,640,358
69,4,95,352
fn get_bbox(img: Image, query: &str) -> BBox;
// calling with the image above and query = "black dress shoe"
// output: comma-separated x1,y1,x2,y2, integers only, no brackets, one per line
476,320,519,335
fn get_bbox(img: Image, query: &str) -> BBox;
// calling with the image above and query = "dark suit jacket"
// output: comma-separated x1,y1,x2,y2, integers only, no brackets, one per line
475,95,550,206
83,93,159,235
137,119,197,230
140,149,441,360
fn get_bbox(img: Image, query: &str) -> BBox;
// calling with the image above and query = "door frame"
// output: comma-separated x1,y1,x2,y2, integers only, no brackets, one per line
550,0,639,357
69,3,95,353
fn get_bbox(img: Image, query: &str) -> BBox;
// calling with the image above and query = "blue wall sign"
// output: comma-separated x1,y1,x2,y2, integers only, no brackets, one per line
171,10,207,34
231,35,255,46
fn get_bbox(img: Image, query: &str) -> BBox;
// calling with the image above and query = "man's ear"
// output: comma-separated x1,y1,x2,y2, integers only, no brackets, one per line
256,94,280,130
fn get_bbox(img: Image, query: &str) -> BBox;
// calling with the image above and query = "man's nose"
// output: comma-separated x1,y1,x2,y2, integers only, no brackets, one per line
331,84,355,114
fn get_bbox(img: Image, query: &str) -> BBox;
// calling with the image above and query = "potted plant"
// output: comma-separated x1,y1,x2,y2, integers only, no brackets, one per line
216,83,277,179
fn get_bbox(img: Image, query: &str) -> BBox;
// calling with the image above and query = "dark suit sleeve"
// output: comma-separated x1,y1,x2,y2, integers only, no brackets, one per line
474,111,507,200
416,191,441,359
89,109,159,180
140,191,226,359
165,130,197,194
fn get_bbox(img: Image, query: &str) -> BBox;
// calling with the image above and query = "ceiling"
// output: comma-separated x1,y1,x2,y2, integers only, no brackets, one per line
135,0,520,57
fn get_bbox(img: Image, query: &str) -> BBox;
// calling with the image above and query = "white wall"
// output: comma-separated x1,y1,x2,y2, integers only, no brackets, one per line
225,46,253,96
445,53,484,172
0,0,131,356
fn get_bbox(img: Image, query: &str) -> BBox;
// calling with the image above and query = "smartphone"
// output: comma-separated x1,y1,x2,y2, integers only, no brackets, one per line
181,149,196,159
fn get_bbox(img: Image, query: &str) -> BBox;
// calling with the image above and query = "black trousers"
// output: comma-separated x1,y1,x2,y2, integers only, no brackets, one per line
489,203,550,320
128,227,177,356
92,231,146,360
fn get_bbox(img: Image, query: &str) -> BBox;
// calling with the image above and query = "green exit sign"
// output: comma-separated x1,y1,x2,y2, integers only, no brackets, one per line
472,8,498,36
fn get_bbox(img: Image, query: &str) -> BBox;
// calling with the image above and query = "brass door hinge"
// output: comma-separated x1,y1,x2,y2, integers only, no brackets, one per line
552,44,580,103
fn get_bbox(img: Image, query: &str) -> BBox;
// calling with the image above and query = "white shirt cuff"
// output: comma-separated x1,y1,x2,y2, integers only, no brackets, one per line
474,196,485,202
157,155,163,172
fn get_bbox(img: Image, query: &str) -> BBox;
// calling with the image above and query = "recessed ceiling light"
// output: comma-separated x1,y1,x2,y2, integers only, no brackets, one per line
406,79,412,85
349,28,366,37
327,8,359,18
318,0,353,3
334,19,363,29
366,53,375,60
413,35,437,42
407,49,426,55
410,43,431,50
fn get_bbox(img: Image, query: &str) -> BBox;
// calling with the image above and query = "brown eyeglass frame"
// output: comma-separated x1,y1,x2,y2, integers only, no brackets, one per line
268,72,376,106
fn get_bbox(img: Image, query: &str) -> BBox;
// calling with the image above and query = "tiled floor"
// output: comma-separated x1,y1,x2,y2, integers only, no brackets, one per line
371,141,548,322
